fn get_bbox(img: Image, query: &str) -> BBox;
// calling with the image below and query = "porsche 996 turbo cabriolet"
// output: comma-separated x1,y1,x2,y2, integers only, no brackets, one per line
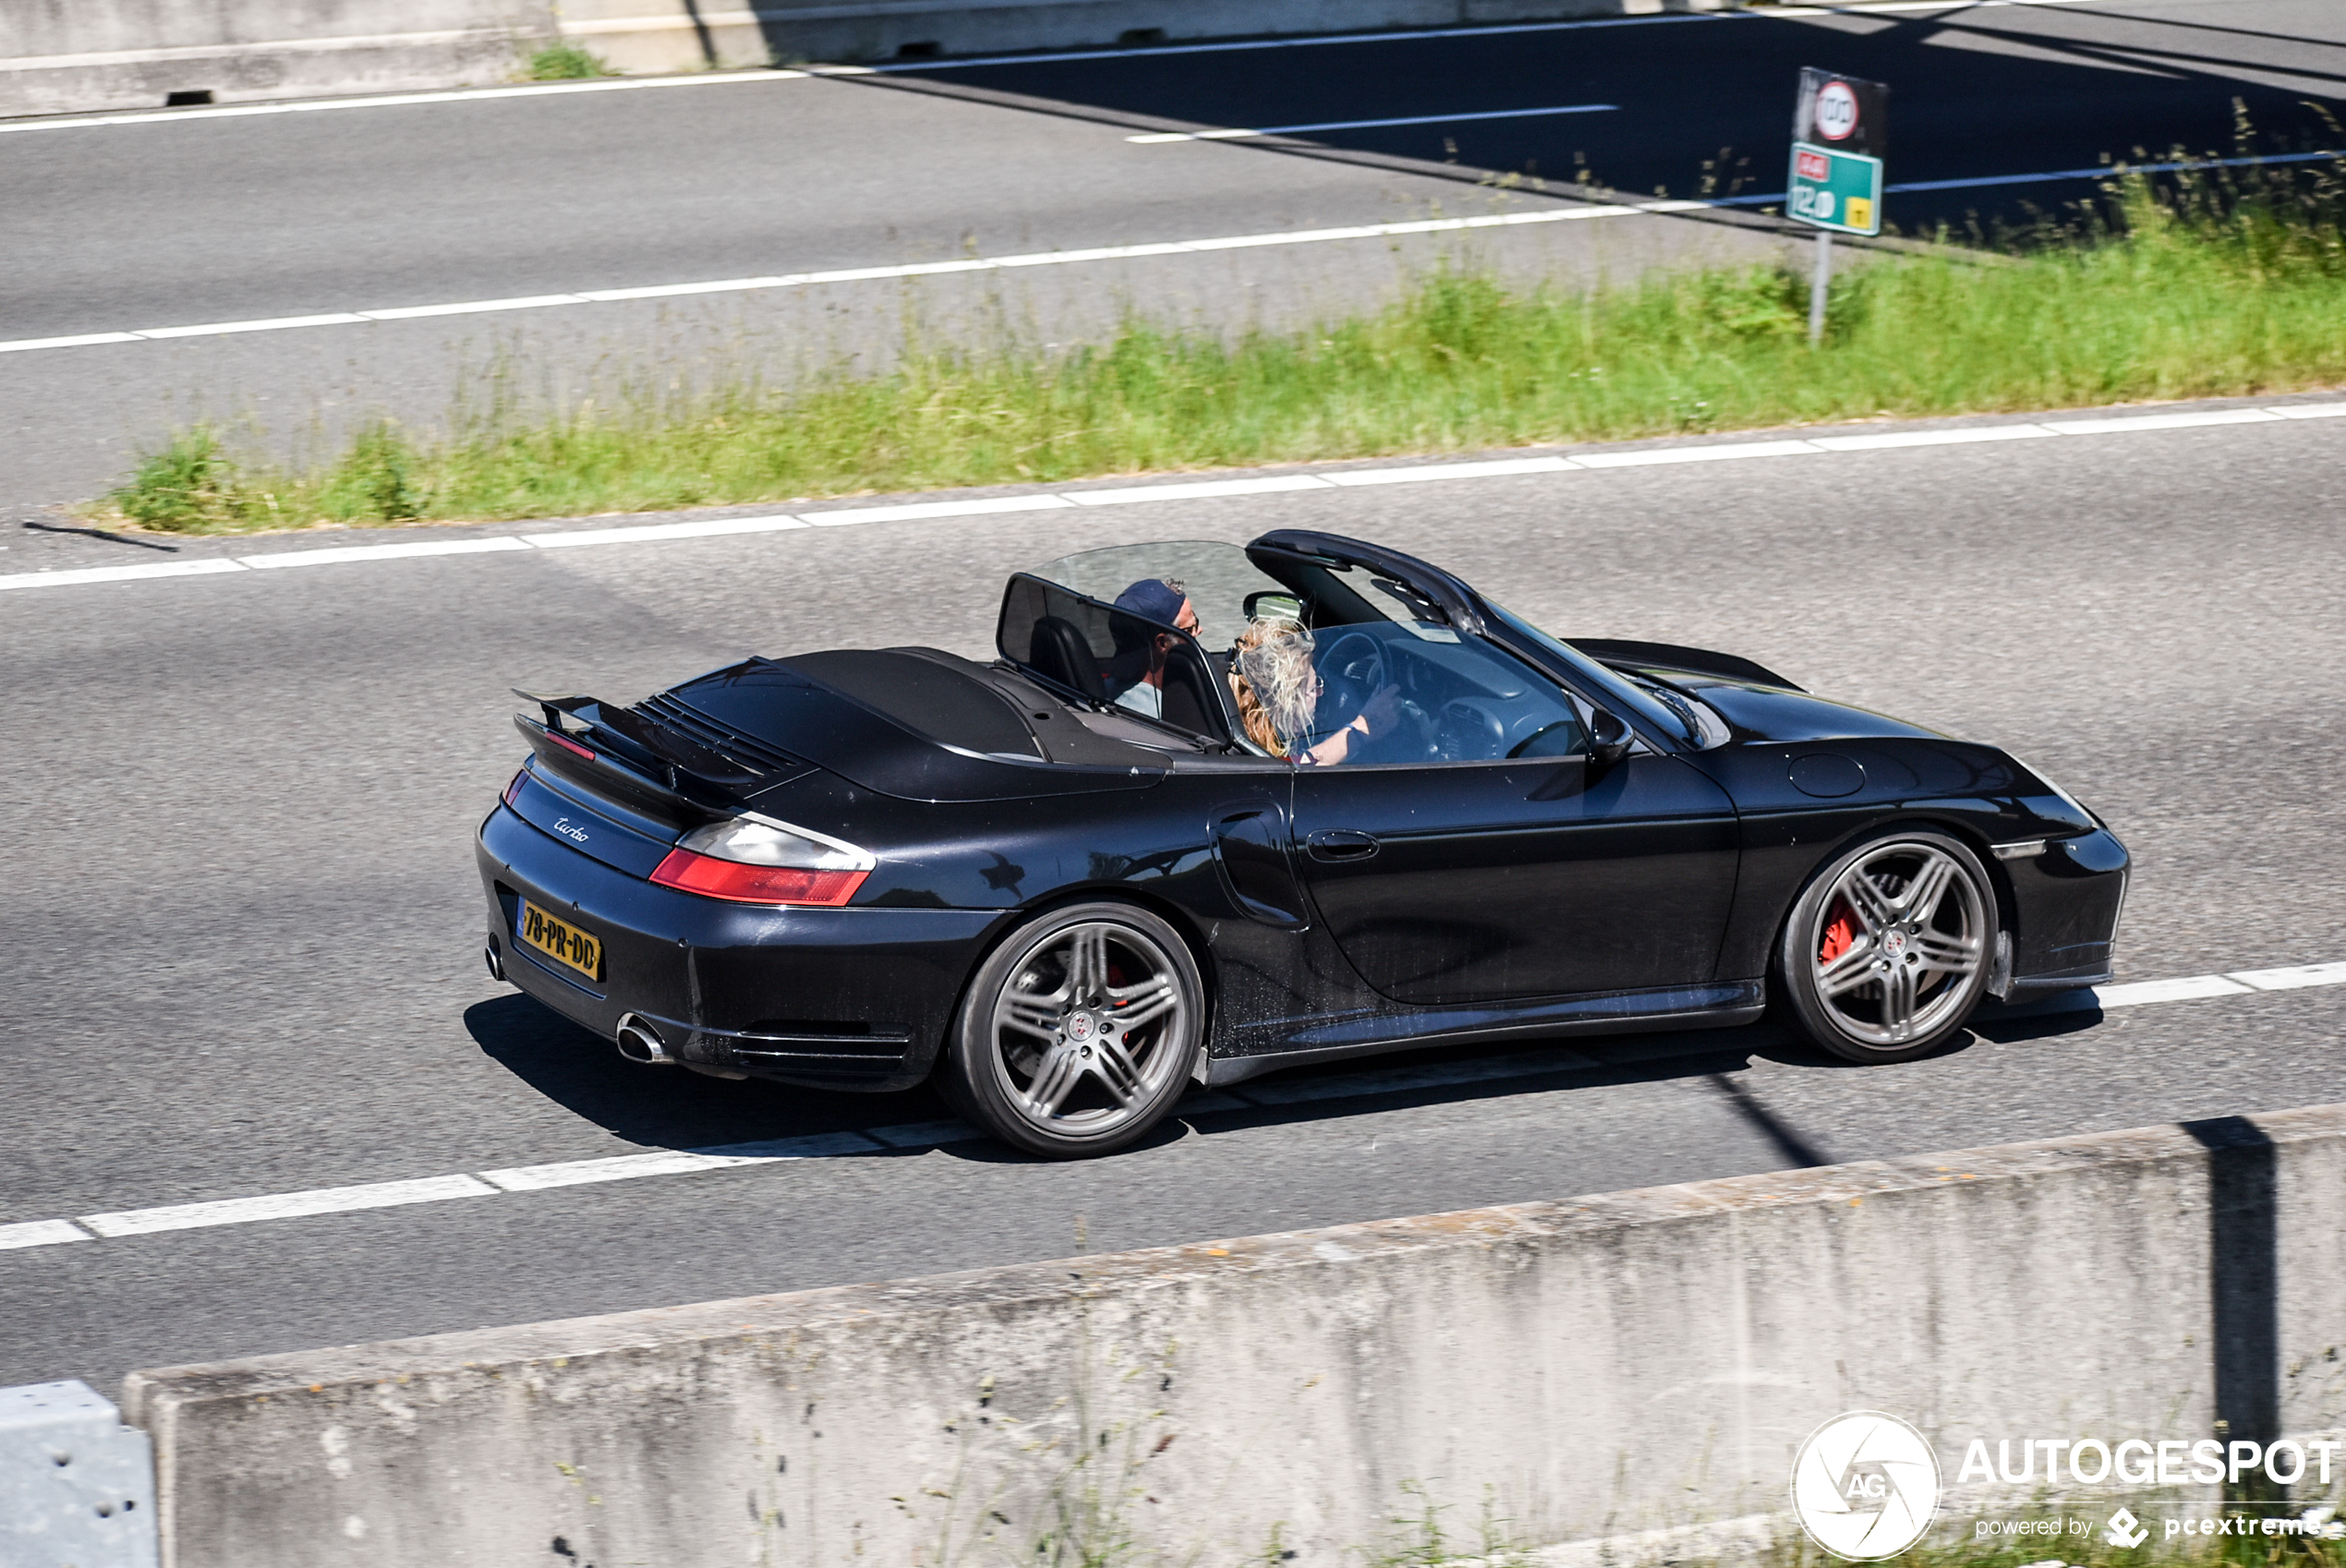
478,531,2129,1157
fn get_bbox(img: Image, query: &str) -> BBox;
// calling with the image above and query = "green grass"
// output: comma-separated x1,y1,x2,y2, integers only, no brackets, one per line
526,42,610,80
97,167,2346,534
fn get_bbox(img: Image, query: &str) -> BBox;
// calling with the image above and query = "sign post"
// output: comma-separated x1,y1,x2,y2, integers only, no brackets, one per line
1786,67,1888,344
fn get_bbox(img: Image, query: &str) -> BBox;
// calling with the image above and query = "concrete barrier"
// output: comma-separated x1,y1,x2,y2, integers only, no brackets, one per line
1,0,1732,118
0,2,560,117
120,1104,2346,1568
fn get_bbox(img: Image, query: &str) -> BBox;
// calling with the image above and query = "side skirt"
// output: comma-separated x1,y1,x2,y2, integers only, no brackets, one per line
1205,981,1767,1088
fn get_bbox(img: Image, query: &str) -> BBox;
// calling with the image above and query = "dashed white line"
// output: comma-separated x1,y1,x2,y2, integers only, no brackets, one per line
1574,439,1820,469
3,958,2339,1254
239,536,533,569
1323,455,1578,485
0,1220,94,1251
522,513,807,549
2,400,2338,593
478,1133,874,1191
0,558,248,592
77,1174,499,1238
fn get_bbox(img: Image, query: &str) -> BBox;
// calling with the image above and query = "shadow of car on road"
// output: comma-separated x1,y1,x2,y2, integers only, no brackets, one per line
466,988,2105,1166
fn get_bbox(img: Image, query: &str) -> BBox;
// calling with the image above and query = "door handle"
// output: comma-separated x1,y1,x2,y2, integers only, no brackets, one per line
1306,829,1381,862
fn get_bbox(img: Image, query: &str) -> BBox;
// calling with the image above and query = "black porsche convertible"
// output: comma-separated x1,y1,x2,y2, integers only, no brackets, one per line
477,530,2128,1157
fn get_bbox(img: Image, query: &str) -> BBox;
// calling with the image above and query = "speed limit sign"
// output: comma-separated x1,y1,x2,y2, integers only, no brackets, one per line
1795,66,1886,159
1814,79,1858,141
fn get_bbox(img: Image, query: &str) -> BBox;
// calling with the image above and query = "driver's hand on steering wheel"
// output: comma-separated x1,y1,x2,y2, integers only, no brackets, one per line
1354,683,1402,737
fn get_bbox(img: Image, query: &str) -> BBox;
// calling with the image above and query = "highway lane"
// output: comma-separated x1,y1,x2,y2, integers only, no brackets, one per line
3,404,2342,1389
5,0,2343,510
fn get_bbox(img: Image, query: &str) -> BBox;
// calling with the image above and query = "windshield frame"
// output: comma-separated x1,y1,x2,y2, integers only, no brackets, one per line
1480,602,1711,751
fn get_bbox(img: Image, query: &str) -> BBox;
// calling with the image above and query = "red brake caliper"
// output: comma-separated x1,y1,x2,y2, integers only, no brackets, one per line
1819,899,1858,966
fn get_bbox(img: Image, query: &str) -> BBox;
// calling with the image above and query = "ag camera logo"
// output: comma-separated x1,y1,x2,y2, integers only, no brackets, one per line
1792,1411,1941,1560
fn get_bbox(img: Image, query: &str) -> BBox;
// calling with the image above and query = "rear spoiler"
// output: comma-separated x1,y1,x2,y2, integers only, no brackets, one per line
1566,640,1805,693
512,690,777,825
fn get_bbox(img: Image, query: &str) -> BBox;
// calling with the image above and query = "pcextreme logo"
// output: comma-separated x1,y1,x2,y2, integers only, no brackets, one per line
1792,1411,1943,1561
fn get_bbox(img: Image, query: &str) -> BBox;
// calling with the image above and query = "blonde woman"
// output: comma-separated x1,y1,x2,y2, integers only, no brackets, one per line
1229,618,1398,766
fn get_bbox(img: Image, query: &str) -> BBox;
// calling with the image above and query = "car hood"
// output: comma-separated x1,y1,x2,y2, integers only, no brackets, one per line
1672,677,1947,744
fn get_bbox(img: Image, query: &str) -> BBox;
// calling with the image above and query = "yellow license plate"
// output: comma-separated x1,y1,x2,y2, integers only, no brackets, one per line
518,899,602,982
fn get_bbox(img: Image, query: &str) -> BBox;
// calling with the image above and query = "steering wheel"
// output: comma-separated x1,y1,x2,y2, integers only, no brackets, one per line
1320,632,1386,698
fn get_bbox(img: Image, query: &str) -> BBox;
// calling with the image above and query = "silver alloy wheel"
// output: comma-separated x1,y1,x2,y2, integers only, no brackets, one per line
1808,840,1987,1048
986,919,1191,1140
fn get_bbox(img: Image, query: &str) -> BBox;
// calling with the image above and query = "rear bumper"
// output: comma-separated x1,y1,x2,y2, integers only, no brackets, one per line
478,806,998,1092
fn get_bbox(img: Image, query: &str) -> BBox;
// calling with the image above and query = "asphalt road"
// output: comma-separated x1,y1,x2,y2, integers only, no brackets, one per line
2,403,2341,1392
5,0,2343,509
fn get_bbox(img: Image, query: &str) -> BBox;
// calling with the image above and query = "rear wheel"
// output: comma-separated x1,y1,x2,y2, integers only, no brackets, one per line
1775,830,1994,1064
941,901,1204,1158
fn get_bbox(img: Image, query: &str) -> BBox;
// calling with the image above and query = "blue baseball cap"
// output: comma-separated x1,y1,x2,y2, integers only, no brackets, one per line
1113,578,1188,627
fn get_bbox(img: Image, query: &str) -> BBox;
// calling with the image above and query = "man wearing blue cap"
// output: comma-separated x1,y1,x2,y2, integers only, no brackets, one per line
1107,577,1201,719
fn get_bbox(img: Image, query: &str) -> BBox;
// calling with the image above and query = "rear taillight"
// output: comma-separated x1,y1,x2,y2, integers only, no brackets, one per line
650,814,874,907
547,731,596,760
502,767,528,806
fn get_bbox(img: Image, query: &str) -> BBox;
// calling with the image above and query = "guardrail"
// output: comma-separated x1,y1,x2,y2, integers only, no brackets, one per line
82,1103,2346,1568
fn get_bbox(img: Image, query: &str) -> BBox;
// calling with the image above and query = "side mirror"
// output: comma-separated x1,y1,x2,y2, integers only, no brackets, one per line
1589,708,1631,772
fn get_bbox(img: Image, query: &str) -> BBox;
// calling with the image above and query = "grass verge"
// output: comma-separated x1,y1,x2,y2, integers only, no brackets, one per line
526,42,611,79
96,166,2346,534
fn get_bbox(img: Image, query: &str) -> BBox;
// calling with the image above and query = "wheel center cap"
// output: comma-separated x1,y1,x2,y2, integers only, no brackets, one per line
1065,1011,1098,1043
1882,930,1908,959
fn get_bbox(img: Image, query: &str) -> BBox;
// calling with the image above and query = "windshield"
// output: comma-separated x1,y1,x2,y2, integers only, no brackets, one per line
1484,602,1714,749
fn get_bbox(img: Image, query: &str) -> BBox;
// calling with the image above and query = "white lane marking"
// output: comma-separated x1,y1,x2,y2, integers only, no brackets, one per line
1067,475,1336,505
134,312,371,339
2044,409,2285,435
1129,103,1618,143
2095,974,2256,1008
797,494,1075,525
0,1220,93,1251
0,558,248,591
2231,961,2346,992
0,70,806,137
1575,439,1823,469
0,205,1724,356
6,956,2340,1252
523,514,806,549
0,332,144,354
363,293,589,321
78,1174,499,1237
1808,425,2062,452
12,398,2341,589
1323,455,1578,485
480,1132,877,1190
239,537,531,569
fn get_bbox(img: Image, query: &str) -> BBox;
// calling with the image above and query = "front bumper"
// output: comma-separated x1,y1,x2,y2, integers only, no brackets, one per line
2004,826,2131,991
478,806,999,1092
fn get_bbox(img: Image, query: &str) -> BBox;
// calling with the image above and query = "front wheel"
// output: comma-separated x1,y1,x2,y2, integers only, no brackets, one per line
1775,830,1995,1064
940,901,1204,1158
